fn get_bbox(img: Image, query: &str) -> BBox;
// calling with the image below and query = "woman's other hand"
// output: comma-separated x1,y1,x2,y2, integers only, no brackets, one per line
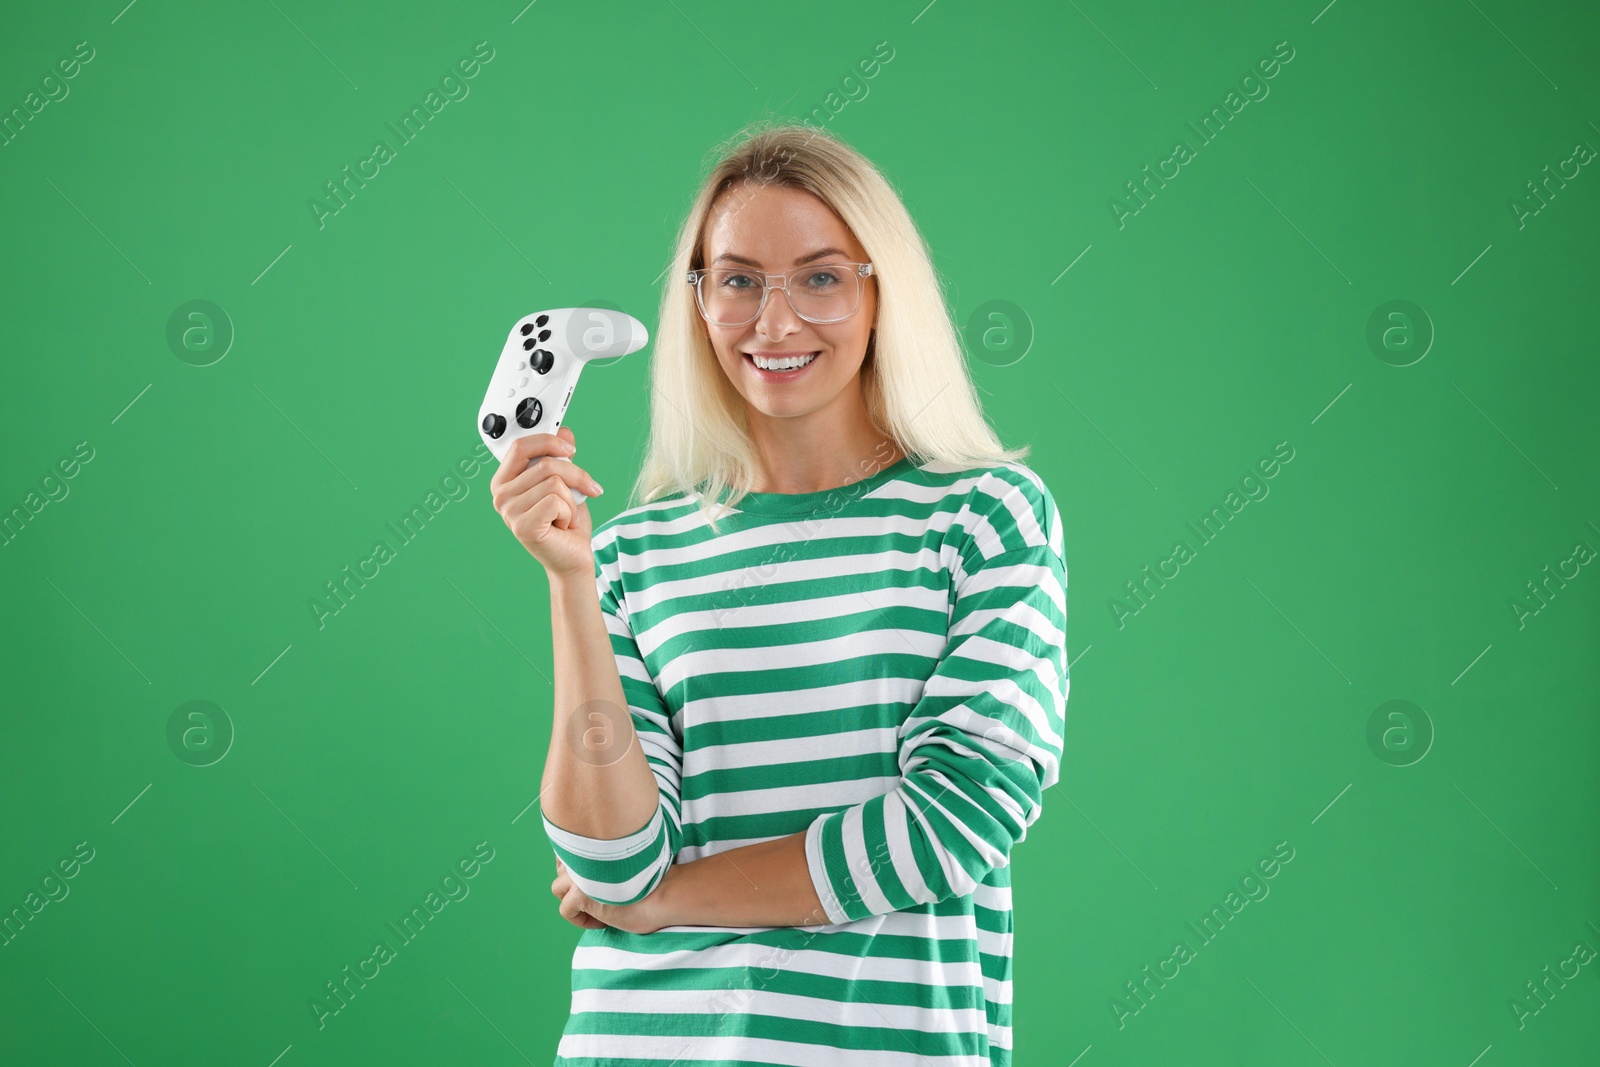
490,427,605,582
550,858,669,935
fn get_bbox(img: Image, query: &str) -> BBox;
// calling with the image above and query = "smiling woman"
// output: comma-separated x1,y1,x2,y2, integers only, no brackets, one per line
512,120,1069,1067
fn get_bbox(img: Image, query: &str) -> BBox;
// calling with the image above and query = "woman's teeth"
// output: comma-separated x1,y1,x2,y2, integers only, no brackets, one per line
749,351,818,371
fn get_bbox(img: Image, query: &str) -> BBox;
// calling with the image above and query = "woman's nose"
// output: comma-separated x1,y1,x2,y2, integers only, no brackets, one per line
755,285,801,337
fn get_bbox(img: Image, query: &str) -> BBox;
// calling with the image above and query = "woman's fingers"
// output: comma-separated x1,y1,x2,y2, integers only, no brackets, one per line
496,472,580,529
500,472,579,521
559,885,598,927
552,867,609,929
489,432,590,535
490,432,574,493
493,453,603,508
510,483,576,540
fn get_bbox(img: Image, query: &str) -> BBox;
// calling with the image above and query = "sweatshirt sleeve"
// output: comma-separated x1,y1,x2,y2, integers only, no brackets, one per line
541,533,684,906
803,468,1068,924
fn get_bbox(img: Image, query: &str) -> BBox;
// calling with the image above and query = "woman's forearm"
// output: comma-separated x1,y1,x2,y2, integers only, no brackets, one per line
653,831,830,928
540,572,660,840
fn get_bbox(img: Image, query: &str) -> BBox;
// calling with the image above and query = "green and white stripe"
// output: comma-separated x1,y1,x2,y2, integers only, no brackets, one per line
542,457,1067,1066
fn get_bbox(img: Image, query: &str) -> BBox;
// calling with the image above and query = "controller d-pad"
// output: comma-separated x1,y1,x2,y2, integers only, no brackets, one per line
516,397,543,429
482,413,507,439
529,349,554,374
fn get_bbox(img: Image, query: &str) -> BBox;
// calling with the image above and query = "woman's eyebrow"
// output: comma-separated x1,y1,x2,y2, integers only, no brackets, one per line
711,247,850,267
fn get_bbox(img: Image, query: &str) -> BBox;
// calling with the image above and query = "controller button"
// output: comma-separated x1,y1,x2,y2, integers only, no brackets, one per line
516,397,543,428
536,314,549,327
519,374,529,387
504,387,514,397
481,413,507,439
517,359,526,370
522,338,536,351
520,323,534,336
529,348,554,374
538,329,552,342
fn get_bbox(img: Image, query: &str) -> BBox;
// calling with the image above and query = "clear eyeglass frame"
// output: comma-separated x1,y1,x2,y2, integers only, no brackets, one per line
686,261,875,327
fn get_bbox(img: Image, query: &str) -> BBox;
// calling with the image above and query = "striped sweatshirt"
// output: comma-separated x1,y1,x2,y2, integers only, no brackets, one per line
541,455,1068,1066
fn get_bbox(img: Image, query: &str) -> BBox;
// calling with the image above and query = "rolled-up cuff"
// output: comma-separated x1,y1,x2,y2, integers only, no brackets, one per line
543,804,669,905
543,805,661,858
804,814,853,925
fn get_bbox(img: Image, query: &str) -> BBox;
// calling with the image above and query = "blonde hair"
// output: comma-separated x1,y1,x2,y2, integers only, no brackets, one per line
631,119,1028,529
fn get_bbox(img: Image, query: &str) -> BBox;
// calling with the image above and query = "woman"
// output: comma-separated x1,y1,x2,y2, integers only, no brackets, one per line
490,120,1068,1066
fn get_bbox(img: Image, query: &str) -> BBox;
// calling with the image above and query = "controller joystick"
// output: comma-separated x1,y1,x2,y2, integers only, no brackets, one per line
476,307,649,506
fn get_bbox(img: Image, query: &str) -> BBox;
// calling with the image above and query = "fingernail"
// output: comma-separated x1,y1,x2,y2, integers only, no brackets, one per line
563,443,576,453
592,482,605,495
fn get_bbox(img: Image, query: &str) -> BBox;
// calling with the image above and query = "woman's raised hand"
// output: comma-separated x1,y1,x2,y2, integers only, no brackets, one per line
551,859,610,930
489,426,605,582
550,857,670,934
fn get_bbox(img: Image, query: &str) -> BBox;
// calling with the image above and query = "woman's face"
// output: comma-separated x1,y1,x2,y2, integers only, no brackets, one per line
697,181,878,423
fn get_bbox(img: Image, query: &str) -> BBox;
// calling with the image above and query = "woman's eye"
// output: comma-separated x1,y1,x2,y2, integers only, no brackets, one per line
805,270,842,288
719,273,756,289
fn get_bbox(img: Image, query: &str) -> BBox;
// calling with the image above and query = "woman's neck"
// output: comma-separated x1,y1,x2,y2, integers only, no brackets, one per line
745,419,904,495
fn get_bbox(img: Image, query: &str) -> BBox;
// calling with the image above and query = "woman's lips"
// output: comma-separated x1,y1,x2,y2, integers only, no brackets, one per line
744,351,820,379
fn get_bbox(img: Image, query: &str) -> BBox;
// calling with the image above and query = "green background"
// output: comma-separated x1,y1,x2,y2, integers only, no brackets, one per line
3,1,1597,1063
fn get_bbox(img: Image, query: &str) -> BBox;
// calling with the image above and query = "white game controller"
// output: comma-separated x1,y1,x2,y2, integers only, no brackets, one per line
477,307,649,506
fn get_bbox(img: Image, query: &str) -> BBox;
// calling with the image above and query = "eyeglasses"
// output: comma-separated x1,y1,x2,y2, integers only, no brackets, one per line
687,261,874,327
